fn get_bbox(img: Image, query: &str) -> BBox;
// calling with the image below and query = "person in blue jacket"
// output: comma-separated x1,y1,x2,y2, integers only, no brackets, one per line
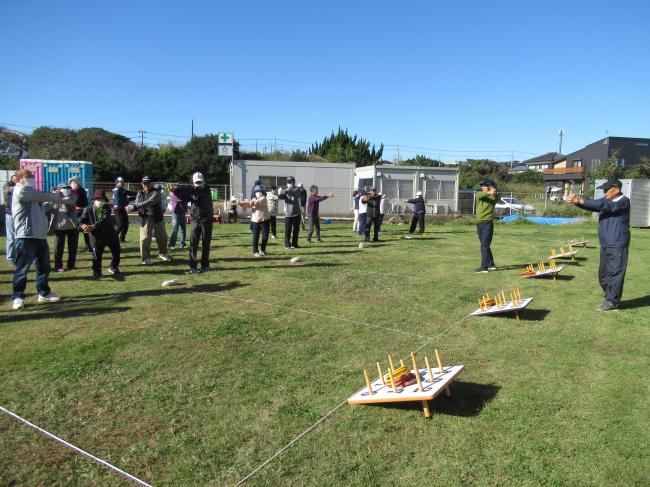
404,191,426,233
568,179,630,311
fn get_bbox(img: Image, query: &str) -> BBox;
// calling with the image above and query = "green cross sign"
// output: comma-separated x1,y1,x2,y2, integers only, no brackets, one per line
220,133,230,143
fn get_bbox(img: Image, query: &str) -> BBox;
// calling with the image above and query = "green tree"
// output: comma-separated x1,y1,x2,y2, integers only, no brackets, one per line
310,128,383,166
401,154,444,167
176,134,230,183
623,157,650,179
27,127,77,159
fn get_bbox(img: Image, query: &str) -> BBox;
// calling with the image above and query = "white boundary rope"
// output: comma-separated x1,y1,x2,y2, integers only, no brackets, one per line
0,405,153,487
191,292,434,340
231,314,470,486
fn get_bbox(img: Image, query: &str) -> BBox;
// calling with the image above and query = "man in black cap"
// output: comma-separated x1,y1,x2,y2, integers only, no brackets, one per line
112,176,136,243
278,176,302,249
475,179,499,273
568,179,630,311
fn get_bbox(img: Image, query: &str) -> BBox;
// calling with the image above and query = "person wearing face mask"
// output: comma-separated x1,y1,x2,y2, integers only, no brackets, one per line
266,185,279,239
68,176,92,253
112,176,136,243
278,176,302,249
127,176,171,265
10,169,70,310
235,189,270,257
3,172,18,264
80,190,123,280
168,172,214,273
43,184,79,272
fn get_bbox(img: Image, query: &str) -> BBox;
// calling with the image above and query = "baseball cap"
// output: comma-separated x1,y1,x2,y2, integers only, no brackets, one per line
596,179,622,191
416,191,423,196
369,186,377,192
116,176,125,182
193,172,205,183
141,176,152,184
480,179,496,187
286,176,296,183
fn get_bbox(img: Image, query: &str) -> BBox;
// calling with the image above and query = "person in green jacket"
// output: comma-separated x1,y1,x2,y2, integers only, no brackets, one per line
475,179,498,273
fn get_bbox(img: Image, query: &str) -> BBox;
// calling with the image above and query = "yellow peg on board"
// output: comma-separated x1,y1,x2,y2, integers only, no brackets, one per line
376,362,385,385
388,355,395,374
434,349,445,373
425,355,434,382
410,352,424,392
388,368,397,393
363,369,373,394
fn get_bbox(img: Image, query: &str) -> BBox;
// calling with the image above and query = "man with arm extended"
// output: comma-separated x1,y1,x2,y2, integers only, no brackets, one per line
475,179,498,273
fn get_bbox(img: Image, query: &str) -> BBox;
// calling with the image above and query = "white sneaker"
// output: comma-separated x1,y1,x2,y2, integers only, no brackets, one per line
142,258,153,265
159,254,172,262
38,292,61,304
271,235,276,239
12,298,24,310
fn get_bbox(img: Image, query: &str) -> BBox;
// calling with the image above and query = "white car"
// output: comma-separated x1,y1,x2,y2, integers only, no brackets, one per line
495,197,536,215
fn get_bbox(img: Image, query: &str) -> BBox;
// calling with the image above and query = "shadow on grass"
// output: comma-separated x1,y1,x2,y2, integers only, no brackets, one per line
522,309,551,321
0,306,131,324
220,262,347,271
620,295,650,310
367,381,500,417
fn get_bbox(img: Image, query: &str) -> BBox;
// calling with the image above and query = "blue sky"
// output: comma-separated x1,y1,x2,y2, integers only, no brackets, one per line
2,0,649,162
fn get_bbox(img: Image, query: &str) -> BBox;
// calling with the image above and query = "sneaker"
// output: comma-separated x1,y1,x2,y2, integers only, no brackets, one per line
159,254,172,262
92,274,102,281
169,246,176,250
186,268,199,274
254,251,263,257
112,271,125,281
12,298,24,310
260,251,267,256
285,246,292,250
271,235,276,239
55,268,65,273
38,292,61,303
142,259,153,266
596,301,619,312
107,267,116,275
488,266,497,271
474,268,489,274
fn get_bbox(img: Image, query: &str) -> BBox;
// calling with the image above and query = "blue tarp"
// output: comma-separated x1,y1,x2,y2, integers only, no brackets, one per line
501,214,584,225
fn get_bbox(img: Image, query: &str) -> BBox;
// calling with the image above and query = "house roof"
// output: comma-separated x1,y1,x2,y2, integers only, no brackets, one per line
522,152,565,165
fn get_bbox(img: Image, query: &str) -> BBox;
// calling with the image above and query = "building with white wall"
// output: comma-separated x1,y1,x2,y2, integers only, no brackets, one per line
354,165,459,214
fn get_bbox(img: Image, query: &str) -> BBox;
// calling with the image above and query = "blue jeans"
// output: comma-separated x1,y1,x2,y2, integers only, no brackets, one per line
169,213,187,247
5,214,15,263
12,238,51,300
358,213,367,236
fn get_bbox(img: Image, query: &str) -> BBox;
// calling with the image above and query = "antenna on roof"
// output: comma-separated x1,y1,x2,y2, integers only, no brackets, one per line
558,129,565,154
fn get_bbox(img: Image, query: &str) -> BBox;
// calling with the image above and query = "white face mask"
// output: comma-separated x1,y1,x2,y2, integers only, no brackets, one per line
26,178,36,187
71,182,79,189
287,183,294,189
255,191,263,198
93,200,103,208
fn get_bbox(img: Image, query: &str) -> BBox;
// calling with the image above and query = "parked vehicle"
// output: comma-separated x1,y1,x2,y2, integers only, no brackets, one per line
495,197,536,215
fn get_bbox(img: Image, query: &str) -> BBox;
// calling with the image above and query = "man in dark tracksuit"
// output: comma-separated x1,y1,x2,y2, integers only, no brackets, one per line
278,176,302,249
568,179,631,311
80,190,123,280
298,183,308,230
362,187,381,242
168,172,214,273
112,176,136,243
475,179,498,273
405,191,426,233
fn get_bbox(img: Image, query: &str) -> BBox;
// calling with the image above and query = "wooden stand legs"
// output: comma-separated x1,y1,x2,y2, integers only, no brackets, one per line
421,400,431,418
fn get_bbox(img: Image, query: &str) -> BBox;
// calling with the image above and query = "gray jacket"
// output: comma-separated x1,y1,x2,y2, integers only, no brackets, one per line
278,186,302,217
44,193,78,231
12,184,67,239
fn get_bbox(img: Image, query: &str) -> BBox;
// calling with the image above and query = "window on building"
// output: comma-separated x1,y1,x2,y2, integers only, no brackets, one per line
572,160,582,168
635,142,649,147
425,180,439,200
258,176,288,190
440,181,456,199
397,179,413,198
358,178,373,191
618,158,626,167
381,179,397,199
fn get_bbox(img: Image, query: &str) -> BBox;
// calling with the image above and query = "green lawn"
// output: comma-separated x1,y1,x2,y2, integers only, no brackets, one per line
1,221,649,486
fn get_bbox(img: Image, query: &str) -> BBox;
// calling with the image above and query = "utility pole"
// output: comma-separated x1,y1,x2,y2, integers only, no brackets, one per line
558,129,565,154
138,130,146,148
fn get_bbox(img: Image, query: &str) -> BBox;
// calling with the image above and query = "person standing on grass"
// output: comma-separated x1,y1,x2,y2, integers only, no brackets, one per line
379,192,389,232
352,190,361,232
266,185,279,239
69,176,92,253
305,185,334,243
10,169,68,310
168,191,187,250
362,187,381,242
404,191,426,234
80,190,123,281
297,183,308,231
3,172,17,264
475,179,498,273
358,189,368,237
45,184,79,272
127,176,171,265
112,176,135,243
236,189,270,257
168,172,214,274
278,176,302,249
567,179,631,311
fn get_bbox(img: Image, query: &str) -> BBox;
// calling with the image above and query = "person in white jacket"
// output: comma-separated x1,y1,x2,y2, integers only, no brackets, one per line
236,190,271,257
11,170,70,310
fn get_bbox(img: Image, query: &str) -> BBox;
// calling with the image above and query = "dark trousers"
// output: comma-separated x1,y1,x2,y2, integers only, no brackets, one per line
358,213,367,236
12,238,51,299
252,220,270,253
90,233,121,275
284,215,301,247
307,215,321,241
53,228,79,269
114,208,129,242
599,246,628,307
477,221,495,270
409,212,425,233
270,216,277,237
364,215,380,241
189,220,213,269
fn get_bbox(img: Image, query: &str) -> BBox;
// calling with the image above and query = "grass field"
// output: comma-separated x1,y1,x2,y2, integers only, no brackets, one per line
1,220,649,486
